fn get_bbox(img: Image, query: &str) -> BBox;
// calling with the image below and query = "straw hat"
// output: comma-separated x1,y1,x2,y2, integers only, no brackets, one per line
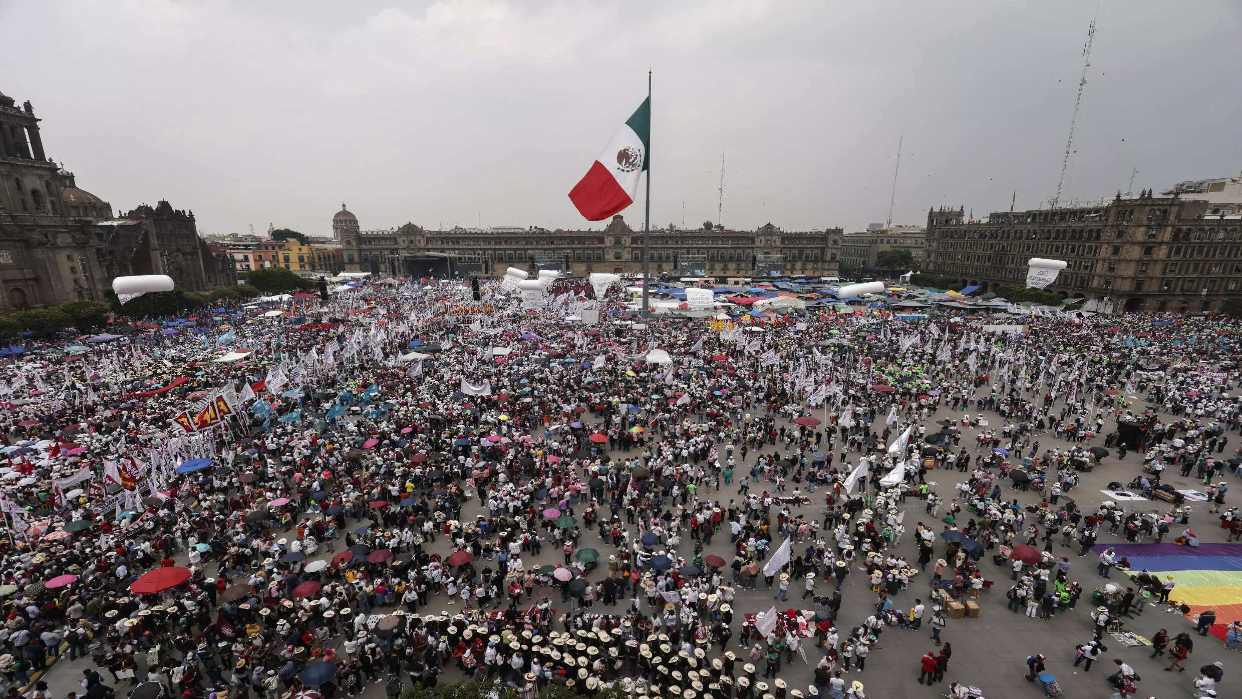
775,679,787,689
737,677,750,688
851,681,864,691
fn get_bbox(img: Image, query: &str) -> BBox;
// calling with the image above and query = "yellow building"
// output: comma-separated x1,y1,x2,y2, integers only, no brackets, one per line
273,240,343,273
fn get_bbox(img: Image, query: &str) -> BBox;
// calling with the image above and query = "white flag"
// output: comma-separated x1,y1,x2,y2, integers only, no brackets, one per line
762,538,792,577
885,405,898,426
842,460,868,495
676,393,691,406
593,354,606,370
887,426,913,456
754,606,780,639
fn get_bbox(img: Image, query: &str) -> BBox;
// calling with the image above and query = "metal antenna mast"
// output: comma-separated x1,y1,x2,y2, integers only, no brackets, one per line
886,135,903,228
1053,8,1098,209
716,153,726,227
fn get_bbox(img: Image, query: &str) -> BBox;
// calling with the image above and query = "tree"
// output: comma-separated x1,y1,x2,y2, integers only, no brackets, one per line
1220,297,1242,317
702,220,714,231
58,300,111,332
246,267,315,293
12,307,72,337
271,228,309,245
875,248,914,271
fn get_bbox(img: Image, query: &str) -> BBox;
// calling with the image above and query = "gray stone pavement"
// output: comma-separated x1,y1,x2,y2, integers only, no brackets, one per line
30,392,1242,699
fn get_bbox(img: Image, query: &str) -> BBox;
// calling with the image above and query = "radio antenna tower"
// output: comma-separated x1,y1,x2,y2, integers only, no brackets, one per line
716,153,726,227
886,135,903,228
1053,7,1098,209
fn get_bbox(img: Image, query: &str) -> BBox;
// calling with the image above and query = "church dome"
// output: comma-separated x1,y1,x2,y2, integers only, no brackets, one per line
334,204,357,223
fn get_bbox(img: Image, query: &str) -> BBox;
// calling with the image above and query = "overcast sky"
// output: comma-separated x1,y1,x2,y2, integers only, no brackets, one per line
4,0,1241,236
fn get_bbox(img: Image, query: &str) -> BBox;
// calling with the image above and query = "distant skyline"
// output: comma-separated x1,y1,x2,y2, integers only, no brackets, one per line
3,1,1240,236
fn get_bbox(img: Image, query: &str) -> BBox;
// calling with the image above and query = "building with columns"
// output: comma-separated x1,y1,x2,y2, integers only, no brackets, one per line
0,88,234,310
334,205,843,279
923,190,1242,314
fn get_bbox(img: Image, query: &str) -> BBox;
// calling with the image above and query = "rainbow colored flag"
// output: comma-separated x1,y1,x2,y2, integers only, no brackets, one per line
1099,543,1242,640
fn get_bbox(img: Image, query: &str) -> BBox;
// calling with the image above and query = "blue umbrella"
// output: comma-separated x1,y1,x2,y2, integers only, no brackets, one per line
326,505,344,516
650,555,673,572
641,532,659,547
940,530,963,543
281,551,306,563
569,421,584,429
176,458,213,474
309,490,327,501
399,498,416,508
299,661,337,687
960,537,982,554
453,438,471,447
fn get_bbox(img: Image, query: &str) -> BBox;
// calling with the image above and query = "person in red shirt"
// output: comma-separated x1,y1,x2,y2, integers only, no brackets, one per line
919,650,939,684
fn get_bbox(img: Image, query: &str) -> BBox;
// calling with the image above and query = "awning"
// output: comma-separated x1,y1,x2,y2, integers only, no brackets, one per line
959,284,982,295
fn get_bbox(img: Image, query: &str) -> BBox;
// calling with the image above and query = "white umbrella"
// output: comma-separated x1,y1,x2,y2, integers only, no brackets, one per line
304,560,328,573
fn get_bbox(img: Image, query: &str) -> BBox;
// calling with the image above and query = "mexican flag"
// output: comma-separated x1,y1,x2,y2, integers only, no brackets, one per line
568,97,650,221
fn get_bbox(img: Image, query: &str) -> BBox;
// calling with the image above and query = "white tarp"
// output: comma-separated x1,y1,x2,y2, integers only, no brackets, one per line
644,349,673,365
684,287,715,310
1026,258,1067,289
399,351,430,362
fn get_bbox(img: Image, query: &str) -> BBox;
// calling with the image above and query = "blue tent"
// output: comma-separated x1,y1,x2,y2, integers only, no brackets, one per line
959,284,982,295
176,458,213,474
0,345,25,357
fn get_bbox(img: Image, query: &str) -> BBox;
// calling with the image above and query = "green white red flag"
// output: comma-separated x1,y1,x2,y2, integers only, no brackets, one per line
568,97,650,221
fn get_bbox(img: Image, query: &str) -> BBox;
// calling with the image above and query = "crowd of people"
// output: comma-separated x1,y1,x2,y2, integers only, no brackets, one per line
0,277,1239,699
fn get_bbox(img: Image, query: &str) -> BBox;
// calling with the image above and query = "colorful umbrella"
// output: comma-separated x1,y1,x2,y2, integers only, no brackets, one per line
45,574,78,589
131,566,191,594
293,581,322,598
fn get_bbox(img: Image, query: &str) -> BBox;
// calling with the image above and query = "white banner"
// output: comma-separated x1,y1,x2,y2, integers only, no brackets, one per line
1026,258,1067,289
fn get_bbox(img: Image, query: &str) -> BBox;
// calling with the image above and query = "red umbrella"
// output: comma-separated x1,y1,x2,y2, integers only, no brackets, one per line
411,453,428,464
589,433,608,444
711,353,729,362
331,550,353,566
869,384,896,394
368,500,389,509
446,550,473,567
45,574,78,589
704,554,726,568
367,549,394,564
1010,544,1041,565
130,566,191,594
794,416,821,427
546,455,561,464
293,581,322,598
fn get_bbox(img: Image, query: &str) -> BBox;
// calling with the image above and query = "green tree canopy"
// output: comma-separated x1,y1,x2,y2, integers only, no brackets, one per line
875,248,914,270
271,228,309,245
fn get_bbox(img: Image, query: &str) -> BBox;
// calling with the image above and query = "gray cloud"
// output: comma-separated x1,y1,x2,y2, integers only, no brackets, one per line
3,0,1239,236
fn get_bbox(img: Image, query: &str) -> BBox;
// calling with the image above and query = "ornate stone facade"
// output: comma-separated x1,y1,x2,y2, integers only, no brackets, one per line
0,89,234,310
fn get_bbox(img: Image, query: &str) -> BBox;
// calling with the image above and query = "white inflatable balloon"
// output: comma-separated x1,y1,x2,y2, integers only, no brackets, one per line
836,281,885,299
1026,258,1067,289
112,275,174,305
588,272,620,299
516,278,545,308
537,270,559,286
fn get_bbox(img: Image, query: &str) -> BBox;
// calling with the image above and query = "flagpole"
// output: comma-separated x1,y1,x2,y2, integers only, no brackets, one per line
641,69,652,315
